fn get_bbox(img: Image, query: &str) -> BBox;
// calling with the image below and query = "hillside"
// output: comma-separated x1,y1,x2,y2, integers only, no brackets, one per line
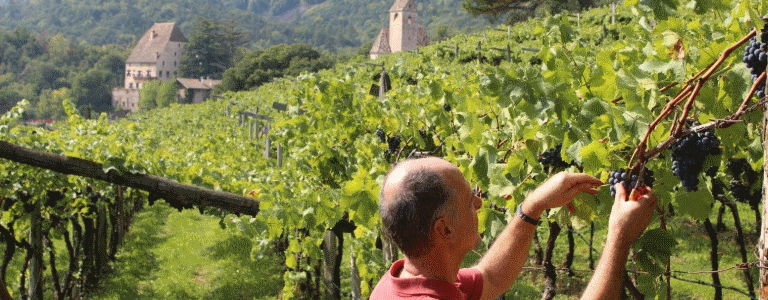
0,0,491,52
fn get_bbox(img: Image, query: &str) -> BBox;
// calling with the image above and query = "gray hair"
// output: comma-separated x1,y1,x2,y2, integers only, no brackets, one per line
379,163,454,258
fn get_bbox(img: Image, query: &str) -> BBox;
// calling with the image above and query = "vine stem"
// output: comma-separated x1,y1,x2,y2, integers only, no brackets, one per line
627,28,759,173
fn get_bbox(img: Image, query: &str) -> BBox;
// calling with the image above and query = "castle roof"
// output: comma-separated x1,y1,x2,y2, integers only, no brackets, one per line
390,0,416,12
126,23,187,64
370,28,391,55
177,78,221,90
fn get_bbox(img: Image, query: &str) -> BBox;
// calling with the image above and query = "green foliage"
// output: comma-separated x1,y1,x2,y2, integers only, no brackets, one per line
139,80,179,111
219,44,333,92
462,0,613,24
2,0,768,298
0,0,490,53
0,28,128,119
179,18,248,80
71,68,116,114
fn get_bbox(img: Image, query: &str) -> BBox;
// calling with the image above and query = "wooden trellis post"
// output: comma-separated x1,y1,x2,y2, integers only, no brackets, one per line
760,77,768,300
28,201,43,300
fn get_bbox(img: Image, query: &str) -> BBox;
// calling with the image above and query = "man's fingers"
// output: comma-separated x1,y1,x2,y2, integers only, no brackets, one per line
567,173,604,186
614,183,627,201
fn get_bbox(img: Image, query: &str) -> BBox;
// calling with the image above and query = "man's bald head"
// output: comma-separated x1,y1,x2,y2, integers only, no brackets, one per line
379,157,457,258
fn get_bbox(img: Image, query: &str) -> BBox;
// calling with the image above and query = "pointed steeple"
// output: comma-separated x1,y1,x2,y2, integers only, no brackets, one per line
390,0,416,12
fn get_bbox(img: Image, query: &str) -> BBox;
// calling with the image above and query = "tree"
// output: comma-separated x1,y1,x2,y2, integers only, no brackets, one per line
70,68,114,113
218,44,333,92
178,18,248,80
138,81,159,111
0,86,23,114
139,80,178,111
31,88,69,120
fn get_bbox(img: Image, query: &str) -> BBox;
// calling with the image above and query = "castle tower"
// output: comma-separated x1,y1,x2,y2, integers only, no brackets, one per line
370,0,428,59
388,0,418,53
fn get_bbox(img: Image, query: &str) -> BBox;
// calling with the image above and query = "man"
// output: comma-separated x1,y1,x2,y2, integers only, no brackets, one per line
371,157,657,300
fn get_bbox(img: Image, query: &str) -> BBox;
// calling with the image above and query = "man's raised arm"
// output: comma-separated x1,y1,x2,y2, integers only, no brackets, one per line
473,173,603,300
581,184,657,300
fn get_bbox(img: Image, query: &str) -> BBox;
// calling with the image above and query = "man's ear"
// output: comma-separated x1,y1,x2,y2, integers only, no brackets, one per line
433,217,454,241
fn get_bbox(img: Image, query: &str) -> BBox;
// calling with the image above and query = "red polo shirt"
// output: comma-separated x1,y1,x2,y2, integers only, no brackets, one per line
370,259,484,300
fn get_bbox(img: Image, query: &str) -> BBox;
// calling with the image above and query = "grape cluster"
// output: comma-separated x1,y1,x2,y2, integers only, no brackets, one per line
489,203,507,213
743,26,768,99
670,128,721,192
376,128,386,143
443,103,452,112
608,168,655,197
384,136,401,159
725,158,760,206
538,144,571,172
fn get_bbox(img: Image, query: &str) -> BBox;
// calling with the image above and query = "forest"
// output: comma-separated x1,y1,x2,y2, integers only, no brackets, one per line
0,0,493,52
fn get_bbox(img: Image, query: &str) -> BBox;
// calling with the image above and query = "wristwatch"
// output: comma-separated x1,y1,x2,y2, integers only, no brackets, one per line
516,203,541,226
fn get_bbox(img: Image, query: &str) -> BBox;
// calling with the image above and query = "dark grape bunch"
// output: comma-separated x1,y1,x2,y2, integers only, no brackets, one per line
670,127,721,192
538,144,571,172
608,168,655,198
743,26,768,99
376,128,386,143
489,203,507,213
384,135,401,160
725,158,760,206
443,103,452,112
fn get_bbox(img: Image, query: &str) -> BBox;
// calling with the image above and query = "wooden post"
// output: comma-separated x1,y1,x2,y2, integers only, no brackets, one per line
379,68,390,101
760,79,768,299
96,203,109,276
322,230,342,300
455,44,459,58
506,44,511,62
28,201,43,300
577,13,580,28
350,246,362,300
611,2,616,24
264,138,271,159
277,144,283,167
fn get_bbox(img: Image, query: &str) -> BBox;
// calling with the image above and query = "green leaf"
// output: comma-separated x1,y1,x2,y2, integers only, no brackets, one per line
102,156,126,176
635,228,677,273
579,140,610,172
470,146,492,189
673,188,714,220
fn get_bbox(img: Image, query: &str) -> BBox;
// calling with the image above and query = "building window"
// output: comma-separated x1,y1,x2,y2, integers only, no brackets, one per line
174,61,177,66
138,71,142,77
127,70,131,76
167,71,170,77
147,71,152,77
159,72,163,78
162,61,165,66
129,83,133,89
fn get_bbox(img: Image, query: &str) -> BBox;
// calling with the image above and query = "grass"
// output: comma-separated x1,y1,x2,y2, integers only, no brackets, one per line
89,202,283,299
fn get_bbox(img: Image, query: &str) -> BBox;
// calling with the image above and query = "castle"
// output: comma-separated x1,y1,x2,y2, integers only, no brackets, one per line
370,0,429,59
112,23,220,112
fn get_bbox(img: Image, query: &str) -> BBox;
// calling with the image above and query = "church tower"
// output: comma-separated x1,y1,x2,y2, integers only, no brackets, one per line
370,0,428,59
388,0,419,53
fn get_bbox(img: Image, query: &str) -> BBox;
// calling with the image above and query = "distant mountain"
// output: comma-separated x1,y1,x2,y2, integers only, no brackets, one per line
0,0,491,52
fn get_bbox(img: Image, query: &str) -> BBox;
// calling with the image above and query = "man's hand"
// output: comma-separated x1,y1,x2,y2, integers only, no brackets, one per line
580,184,658,300
522,172,603,218
608,183,657,246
